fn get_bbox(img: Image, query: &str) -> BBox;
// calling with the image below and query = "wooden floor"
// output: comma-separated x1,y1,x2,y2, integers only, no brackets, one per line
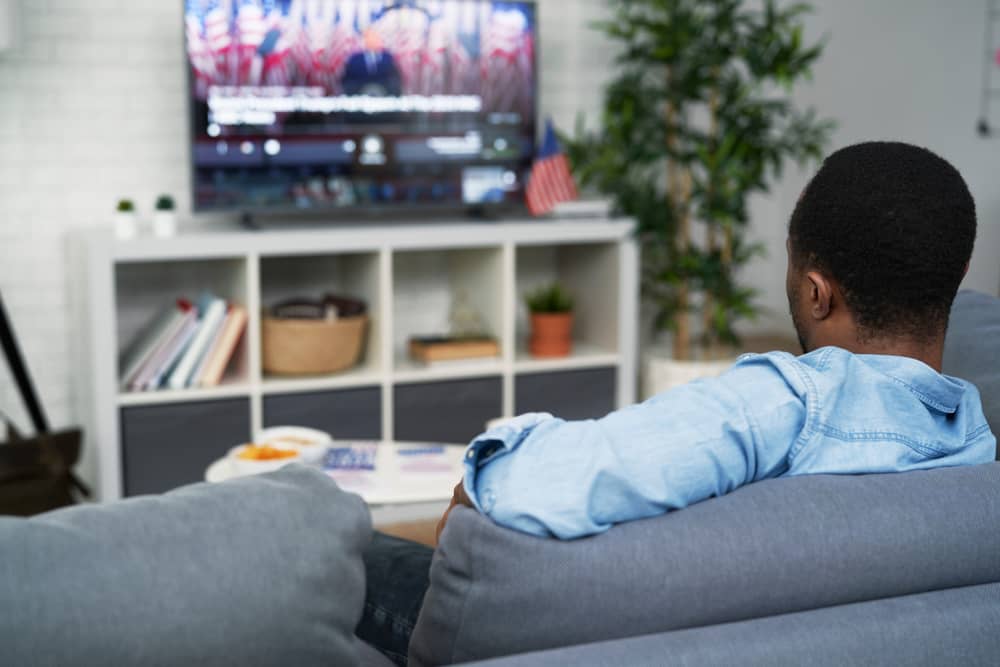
378,519,439,547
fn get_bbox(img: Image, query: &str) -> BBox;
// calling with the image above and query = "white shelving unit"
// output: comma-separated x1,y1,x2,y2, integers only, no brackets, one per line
79,218,638,502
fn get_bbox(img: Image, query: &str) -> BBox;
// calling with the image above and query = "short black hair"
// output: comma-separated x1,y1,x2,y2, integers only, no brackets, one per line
788,141,976,342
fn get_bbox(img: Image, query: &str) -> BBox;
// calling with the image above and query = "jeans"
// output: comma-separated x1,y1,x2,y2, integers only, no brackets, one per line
356,531,434,666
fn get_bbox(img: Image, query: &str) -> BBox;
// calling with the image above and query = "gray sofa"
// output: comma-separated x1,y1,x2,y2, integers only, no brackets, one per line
2,290,998,666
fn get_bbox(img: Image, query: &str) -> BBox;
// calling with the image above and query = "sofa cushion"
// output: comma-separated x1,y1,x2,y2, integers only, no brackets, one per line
410,462,1000,666
0,465,372,667
944,289,1000,444
456,582,1000,667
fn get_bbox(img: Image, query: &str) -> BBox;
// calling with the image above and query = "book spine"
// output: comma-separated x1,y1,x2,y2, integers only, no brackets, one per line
166,297,227,390
127,302,194,392
189,307,230,387
198,305,248,387
144,314,198,390
119,305,181,389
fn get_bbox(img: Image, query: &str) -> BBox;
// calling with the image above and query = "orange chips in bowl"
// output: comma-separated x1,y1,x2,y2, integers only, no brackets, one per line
237,444,300,461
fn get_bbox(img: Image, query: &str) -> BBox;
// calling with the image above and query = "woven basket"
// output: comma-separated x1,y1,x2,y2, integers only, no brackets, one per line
262,315,368,375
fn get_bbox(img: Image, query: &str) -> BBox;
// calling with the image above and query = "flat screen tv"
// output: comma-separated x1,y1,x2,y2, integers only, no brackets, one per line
184,0,537,216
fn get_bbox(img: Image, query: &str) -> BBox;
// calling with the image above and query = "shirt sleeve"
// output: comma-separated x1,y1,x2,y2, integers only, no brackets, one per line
461,354,808,539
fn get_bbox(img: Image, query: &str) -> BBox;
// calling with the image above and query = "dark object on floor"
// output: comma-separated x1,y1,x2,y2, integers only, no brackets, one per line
0,290,89,515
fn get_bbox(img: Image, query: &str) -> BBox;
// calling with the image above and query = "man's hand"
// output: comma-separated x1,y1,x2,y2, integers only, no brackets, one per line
436,479,474,545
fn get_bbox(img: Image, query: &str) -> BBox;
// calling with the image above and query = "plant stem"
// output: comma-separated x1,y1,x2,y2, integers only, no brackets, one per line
702,79,721,360
666,80,691,361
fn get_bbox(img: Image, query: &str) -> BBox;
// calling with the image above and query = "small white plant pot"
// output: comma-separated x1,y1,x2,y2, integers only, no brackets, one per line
152,211,177,238
114,212,138,239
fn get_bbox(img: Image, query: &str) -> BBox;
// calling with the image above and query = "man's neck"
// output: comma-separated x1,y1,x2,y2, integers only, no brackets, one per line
812,332,945,372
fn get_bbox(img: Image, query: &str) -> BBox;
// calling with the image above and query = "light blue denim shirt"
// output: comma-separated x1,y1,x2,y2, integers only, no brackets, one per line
461,347,997,539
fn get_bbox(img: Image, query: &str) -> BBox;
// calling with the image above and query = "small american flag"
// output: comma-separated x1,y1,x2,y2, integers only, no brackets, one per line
526,120,578,216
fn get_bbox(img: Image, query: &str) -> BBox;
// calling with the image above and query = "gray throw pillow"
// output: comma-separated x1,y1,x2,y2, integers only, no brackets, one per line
410,463,1000,666
0,465,372,667
944,289,1000,447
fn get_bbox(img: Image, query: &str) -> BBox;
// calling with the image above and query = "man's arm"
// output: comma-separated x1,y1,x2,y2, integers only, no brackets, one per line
453,355,807,539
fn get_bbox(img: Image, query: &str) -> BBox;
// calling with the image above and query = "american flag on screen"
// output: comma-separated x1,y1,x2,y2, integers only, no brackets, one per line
526,120,578,216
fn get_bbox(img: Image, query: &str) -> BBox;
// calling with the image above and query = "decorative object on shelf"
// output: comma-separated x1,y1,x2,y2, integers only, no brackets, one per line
565,0,832,386
526,119,578,217
448,289,489,339
525,282,574,358
408,336,500,365
408,290,499,366
152,194,177,238
262,295,368,376
550,198,612,219
114,199,137,239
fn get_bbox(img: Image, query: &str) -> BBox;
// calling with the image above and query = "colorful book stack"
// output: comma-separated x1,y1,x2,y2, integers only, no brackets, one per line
118,292,248,392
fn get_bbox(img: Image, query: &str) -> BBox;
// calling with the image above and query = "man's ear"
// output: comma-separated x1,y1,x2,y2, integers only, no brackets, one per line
805,271,834,320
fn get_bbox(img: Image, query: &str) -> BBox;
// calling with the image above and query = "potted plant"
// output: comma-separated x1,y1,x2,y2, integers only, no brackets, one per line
526,283,574,357
114,199,137,239
152,194,177,238
565,0,833,393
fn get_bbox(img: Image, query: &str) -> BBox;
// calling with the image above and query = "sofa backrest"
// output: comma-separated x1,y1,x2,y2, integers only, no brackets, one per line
944,289,1000,446
0,465,372,667
411,462,1000,666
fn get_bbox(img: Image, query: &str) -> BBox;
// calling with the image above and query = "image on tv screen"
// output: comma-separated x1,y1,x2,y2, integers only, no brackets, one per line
184,0,537,213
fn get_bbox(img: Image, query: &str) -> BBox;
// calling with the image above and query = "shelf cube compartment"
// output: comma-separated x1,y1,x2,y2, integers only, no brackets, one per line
114,257,251,391
121,397,250,495
391,246,504,373
394,376,502,444
262,386,382,440
260,252,382,379
515,242,620,364
515,367,618,421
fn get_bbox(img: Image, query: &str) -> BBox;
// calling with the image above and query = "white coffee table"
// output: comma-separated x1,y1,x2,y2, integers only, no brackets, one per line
205,441,467,525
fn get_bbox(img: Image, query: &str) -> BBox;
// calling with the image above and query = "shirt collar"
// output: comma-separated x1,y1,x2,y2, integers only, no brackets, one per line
859,354,965,414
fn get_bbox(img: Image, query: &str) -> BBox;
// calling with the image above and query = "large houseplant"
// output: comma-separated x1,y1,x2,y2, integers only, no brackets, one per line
566,0,833,365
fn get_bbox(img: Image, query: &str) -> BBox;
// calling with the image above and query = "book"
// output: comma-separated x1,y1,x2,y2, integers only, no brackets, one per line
196,304,248,387
118,303,186,390
166,293,227,390
189,307,228,386
143,313,199,390
127,301,195,392
408,336,500,364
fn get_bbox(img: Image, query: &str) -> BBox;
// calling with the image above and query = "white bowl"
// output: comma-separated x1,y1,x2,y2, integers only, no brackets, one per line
227,443,302,476
257,425,332,464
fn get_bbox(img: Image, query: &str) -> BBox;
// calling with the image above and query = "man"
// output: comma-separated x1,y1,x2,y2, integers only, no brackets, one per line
341,28,403,97
359,141,996,664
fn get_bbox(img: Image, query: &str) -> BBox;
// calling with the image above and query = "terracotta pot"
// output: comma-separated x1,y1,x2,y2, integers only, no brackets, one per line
529,312,573,357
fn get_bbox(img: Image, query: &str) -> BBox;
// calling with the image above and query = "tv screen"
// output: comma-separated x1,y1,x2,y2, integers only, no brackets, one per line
184,0,537,214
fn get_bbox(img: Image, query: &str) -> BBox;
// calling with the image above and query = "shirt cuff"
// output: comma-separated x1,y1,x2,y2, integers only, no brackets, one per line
461,412,552,513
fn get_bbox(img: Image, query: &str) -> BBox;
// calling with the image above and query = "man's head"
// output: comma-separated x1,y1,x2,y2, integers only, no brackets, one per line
786,141,976,356
363,28,383,52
